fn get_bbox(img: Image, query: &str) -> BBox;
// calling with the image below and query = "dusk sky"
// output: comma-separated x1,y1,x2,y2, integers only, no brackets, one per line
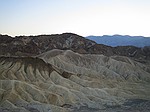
0,0,150,37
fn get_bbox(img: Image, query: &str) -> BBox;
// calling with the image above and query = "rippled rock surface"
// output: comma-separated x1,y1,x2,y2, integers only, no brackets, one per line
0,49,150,112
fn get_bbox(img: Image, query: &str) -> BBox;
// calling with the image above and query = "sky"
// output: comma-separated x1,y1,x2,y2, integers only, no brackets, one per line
0,0,150,37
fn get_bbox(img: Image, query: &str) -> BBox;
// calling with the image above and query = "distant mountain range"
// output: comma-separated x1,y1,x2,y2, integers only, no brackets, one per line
86,35,150,47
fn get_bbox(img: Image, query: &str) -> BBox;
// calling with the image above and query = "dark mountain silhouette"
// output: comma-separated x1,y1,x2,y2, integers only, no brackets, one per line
0,33,150,62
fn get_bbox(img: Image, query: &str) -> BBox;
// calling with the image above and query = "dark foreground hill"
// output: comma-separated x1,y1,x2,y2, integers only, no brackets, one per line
0,33,150,62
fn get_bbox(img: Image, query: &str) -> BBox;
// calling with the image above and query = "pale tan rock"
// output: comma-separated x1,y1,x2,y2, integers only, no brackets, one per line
0,50,150,111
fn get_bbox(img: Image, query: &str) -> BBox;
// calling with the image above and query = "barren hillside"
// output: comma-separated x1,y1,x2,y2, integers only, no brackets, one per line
0,33,150,112
0,49,150,112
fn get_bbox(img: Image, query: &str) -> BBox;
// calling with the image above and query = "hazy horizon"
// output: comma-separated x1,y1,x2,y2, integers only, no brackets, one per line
0,0,150,37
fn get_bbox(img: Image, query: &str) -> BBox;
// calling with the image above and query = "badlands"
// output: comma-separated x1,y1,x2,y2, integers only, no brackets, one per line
0,33,150,112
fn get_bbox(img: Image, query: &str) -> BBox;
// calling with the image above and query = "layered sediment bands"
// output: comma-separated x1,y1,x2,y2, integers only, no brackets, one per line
0,50,150,112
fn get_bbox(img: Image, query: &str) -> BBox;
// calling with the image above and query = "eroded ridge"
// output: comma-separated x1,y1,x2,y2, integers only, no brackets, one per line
0,50,150,112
